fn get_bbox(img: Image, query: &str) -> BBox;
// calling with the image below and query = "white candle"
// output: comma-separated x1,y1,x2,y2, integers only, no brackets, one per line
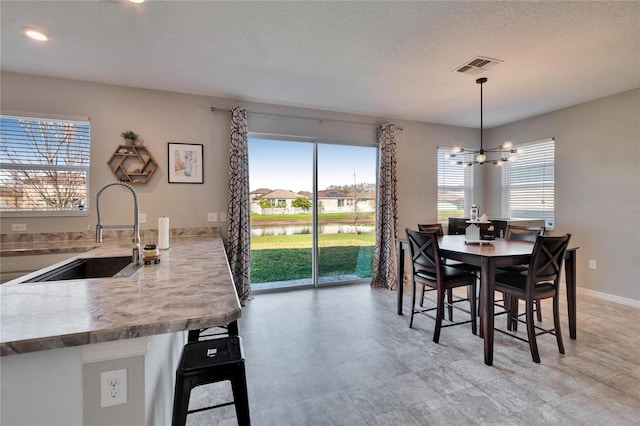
158,216,170,250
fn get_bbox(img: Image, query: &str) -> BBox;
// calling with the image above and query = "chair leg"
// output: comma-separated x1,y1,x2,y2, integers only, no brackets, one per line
409,280,417,328
467,283,477,335
171,375,191,426
535,299,543,322
419,287,425,307
433,288,445,343
510,297,520,332
525,299,540,363
447,289,453,321
230,363,251,426
477,281,482,317
553,295,565,355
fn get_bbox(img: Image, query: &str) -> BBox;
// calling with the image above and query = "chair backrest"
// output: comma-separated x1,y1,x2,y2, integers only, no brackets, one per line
505,224,545,242
448,218,469,235
417,223,444,236
405,228,442,281
527,234,571,293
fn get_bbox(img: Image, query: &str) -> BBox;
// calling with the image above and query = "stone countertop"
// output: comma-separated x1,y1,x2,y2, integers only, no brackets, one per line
1,240,98,256
0,232,241,356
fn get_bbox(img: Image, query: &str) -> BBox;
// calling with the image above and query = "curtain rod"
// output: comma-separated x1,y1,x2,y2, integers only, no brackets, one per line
211,107,403,131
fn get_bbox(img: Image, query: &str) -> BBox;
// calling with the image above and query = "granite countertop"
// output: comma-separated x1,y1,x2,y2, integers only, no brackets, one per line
1,240,98,256
0,231,241,356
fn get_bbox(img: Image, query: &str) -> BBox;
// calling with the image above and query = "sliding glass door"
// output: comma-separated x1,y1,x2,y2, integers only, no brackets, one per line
248,138,313,289
316,143,376,286
248,136,376,290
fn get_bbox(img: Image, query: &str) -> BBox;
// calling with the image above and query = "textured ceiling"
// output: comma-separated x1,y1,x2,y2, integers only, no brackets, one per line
1,1,639,128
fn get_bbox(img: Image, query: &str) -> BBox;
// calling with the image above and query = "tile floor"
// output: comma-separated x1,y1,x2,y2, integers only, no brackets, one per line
186,284,640,425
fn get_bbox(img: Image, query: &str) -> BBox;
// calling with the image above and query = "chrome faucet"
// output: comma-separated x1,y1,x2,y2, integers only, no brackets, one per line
95,182,141,266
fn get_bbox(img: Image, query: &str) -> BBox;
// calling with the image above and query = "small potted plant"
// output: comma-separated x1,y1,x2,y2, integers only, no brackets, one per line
121,130,139,145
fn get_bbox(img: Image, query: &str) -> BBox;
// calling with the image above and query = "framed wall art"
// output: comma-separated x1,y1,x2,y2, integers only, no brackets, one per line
168,143,203,184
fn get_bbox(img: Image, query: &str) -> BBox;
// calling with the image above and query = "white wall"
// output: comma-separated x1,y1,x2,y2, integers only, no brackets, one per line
5,72,636,303
0,346,84,425
1,72,230,234
0,71,479,239
484,89,640,302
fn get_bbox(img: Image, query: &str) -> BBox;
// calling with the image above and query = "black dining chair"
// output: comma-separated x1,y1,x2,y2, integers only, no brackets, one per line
499,225,545,328
417,223,479,318
494,233,571,363
406,228,477,342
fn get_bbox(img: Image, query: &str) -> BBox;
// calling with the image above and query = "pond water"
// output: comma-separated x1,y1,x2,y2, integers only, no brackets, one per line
251,223,375,237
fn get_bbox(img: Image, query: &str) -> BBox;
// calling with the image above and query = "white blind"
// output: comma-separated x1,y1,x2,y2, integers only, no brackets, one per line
0,115,90,213
502,138,554,226
438,147,473,222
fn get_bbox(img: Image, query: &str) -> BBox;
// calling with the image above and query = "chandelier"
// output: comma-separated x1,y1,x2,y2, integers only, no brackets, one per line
447,77,521,167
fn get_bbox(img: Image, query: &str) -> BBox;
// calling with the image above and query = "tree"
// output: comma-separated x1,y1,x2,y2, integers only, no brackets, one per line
329,183,375,234
291,196,312,211
257,198,272,209
1,118,88,210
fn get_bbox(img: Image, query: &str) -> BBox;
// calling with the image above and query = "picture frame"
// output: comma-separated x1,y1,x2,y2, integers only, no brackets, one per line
168,143,203,184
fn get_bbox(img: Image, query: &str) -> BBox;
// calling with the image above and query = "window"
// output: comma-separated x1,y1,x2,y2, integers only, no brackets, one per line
437,147,473,222
502,138,554,227
0,114,90,215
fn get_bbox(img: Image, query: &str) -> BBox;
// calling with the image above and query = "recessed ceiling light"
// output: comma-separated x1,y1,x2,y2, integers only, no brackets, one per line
23,27,48,42
129,0,145,3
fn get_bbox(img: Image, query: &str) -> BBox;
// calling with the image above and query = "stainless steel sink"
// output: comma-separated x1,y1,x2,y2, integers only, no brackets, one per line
23,256,140,282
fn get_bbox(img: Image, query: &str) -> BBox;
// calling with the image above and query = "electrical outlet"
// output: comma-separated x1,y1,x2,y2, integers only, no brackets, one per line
220,212,227,222
11,223,27,232
589,259,597,269
207,212,217,222
139,213,147,224
100,368,127,408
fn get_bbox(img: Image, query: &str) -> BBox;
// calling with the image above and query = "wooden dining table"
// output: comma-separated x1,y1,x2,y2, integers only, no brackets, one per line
396,234,579,366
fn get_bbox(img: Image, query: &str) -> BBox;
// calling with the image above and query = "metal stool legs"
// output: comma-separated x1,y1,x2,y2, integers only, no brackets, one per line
172,336,250,426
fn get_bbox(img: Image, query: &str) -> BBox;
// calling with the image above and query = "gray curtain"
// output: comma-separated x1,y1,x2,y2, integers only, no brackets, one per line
226,106,252,304
370,123,398,290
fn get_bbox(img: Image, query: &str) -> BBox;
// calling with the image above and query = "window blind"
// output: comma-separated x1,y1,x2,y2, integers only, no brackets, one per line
437,147,473,222
0,115,90,213
502,138,554,226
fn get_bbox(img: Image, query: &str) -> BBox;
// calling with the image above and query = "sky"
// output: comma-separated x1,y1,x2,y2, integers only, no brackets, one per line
248,138,377,193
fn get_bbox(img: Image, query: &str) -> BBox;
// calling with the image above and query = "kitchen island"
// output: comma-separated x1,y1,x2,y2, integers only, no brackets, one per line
0,228,241,425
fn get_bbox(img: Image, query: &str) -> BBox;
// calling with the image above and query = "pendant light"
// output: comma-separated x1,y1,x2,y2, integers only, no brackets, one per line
447,78,521,166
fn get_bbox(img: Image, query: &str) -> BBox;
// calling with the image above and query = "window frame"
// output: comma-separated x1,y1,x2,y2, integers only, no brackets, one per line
0,113,90,218
501,137,555,228
437,146,474,223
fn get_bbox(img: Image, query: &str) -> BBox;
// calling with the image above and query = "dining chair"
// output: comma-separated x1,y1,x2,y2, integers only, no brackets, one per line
494,233,571,363
447,217,469,235
416,224,479,318
406,228,477,342
500,224,545,327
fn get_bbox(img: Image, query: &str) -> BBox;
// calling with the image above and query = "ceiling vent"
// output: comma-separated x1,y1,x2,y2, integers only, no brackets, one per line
453,56,503,76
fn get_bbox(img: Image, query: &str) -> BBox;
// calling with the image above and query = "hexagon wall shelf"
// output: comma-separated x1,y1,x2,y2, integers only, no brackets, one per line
107,144,158,184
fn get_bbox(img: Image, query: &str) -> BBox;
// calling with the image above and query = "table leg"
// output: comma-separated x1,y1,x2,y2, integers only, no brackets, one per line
565,250,577,339
481,257,495,366
397,239,405,315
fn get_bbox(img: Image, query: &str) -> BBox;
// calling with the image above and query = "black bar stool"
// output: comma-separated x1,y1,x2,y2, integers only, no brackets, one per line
172,336,250,426
187,321,239,342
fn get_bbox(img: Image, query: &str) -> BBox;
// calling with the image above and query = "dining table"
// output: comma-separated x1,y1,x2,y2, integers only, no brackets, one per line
396,234,579,366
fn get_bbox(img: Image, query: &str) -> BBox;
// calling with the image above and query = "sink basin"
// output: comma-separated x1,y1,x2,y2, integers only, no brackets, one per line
23,256,140,282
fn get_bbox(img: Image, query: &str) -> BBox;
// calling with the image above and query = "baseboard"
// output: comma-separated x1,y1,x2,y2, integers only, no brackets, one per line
577,287,640,308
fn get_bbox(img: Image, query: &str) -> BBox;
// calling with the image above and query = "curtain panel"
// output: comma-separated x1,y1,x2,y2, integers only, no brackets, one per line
226,106,252,304
370,123,398,290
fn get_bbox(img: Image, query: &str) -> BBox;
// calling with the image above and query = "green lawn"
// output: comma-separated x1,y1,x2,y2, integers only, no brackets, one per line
250,232,375,283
